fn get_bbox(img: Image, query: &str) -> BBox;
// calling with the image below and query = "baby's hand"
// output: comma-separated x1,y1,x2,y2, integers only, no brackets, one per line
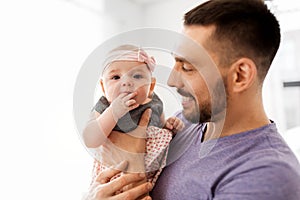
164,117,185,133
111,92,139,120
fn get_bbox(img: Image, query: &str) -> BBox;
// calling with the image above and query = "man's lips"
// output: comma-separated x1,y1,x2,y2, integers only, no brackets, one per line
177,89,195,107
182,96,194,102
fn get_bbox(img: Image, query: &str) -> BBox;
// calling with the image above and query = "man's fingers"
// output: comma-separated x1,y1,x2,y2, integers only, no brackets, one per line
126,108,151,138
138,109,151,127
114,180,152,200
95,161,128,183
141,196,152,200
107,173,147,195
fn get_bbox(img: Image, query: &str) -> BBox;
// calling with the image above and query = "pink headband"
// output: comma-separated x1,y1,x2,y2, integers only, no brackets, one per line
102,48,156,74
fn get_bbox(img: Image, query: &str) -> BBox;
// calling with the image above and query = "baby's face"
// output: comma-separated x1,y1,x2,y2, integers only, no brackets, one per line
101,61,153,105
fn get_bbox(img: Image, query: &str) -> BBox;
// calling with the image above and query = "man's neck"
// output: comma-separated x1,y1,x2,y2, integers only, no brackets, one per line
202,108,270,142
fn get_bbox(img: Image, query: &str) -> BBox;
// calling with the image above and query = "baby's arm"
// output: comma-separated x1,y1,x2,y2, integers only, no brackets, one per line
164,116,184,133
82,92,139,148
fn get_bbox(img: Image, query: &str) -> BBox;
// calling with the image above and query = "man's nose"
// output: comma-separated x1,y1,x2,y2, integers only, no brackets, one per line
167,66,183,88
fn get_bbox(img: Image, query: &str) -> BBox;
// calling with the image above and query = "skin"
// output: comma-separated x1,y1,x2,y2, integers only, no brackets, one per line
87,2,281,197
101,61,155,107
83,61,155,148
87,25,272,199
168,25,270,140
86,170,151,200
84,60,183,148
84,61,184,199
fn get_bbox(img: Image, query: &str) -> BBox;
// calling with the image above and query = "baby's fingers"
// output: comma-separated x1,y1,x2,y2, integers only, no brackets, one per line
123,92,138,101
173,118,180,128
125,99,139,111
164,121,173,130
175,119,185,131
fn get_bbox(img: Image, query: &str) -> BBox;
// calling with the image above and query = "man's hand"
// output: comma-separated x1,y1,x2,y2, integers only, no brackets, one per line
99,109,152,173
84,161,152,200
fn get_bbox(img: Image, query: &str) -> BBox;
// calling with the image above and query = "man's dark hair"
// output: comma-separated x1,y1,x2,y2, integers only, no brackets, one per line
184,0,281,81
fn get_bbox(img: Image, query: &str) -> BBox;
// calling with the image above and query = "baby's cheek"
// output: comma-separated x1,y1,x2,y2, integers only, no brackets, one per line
106,92,118,103
135,91,149,104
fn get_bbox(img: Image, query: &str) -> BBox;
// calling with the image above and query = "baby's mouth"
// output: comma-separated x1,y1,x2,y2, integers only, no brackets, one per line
121,90,134,94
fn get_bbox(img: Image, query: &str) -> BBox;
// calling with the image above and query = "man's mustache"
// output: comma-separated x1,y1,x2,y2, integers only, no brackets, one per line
177,89,194,99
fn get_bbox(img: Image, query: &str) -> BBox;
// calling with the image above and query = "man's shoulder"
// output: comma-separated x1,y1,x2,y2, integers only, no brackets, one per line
215,149,300,199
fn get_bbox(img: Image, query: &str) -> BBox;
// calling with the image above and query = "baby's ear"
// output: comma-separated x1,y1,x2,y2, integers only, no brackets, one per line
149,77,156,97
100,79,106,95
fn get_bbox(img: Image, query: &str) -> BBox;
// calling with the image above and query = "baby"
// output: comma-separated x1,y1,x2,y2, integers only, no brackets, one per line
83,44,184,186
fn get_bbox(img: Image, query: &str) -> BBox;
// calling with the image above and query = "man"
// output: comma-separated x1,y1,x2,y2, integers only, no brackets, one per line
151,0,300,199
87,0,300,199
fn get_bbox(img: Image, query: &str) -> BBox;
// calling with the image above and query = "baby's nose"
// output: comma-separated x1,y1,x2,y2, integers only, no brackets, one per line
121,77,133,87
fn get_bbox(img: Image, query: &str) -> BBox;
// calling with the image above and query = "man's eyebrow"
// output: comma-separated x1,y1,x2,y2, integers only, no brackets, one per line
171,53,190,63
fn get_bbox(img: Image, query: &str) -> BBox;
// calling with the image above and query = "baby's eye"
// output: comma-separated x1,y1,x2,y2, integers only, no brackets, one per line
133,74,143,79
111,75,120,80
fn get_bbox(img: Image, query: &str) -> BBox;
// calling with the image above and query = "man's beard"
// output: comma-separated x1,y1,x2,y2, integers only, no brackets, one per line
181,78,227,124
183,101,211,123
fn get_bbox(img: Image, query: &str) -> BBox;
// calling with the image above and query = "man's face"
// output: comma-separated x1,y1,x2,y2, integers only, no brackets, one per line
167,25,227,123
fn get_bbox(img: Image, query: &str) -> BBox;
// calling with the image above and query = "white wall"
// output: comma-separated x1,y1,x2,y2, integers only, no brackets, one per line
144,0,205,31
103,0,144,32
0,0,104,199
1,0,299,199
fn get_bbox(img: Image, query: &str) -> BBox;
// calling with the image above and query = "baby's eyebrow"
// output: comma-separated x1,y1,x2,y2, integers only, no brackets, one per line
106,69,119,75
131,68,147,73
127,66,150,74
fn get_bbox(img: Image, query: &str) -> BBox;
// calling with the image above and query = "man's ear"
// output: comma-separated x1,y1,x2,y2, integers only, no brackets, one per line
100,79,106,95
149,77,156,97
229,58,257,93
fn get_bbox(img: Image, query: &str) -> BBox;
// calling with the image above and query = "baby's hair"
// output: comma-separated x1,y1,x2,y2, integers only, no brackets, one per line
102,44,156,74
108,44,140,53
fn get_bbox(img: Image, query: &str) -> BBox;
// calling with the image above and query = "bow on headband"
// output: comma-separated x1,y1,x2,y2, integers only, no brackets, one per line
102,48,156,74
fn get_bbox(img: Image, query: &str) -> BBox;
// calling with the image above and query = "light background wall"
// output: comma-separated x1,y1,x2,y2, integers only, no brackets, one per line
0,0,299,199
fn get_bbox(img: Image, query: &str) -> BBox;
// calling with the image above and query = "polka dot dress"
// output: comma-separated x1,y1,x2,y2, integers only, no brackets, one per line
90,126,173,186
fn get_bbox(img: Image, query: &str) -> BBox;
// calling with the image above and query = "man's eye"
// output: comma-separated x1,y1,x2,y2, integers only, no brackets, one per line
111,75,120,80
182,63,193,72
133,74,143,79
